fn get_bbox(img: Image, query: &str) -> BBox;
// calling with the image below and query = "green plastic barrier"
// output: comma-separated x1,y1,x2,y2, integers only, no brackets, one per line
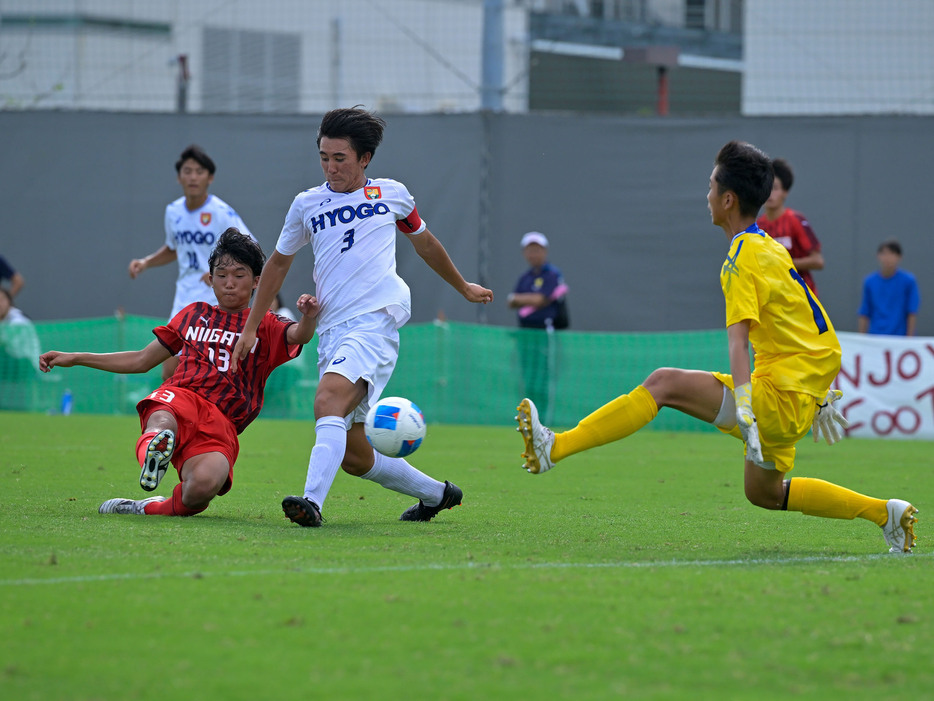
2,316,728,431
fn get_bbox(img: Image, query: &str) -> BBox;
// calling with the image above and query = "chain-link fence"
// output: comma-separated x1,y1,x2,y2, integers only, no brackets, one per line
2,1,931,116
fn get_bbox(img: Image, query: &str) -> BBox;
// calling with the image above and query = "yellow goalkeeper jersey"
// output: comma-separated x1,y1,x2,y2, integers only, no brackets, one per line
720,224,841,397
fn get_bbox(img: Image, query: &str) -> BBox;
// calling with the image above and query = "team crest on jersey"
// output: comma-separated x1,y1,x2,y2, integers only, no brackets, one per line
200,212,212,226
364,186,382,200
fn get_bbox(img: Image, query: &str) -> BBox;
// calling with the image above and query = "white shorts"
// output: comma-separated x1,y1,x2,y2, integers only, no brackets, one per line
316,309,400,428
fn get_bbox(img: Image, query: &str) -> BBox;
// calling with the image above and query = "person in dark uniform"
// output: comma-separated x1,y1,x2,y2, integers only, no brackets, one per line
508,232,569,420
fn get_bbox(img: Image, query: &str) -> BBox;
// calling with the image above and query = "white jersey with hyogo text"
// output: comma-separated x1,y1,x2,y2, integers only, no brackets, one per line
276,178,427,334
164,193,255,318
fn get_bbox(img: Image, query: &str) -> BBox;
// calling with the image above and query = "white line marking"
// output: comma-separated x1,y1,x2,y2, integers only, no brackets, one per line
1,551,929,587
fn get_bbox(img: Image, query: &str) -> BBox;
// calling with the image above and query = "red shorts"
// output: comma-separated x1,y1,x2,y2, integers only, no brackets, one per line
137,385,238,495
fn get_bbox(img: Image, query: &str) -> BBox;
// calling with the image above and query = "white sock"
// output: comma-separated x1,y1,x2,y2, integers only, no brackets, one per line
302,416,347,509
361,451,445,506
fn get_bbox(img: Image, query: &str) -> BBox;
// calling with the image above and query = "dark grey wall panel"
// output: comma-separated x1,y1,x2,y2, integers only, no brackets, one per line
2,112,931,335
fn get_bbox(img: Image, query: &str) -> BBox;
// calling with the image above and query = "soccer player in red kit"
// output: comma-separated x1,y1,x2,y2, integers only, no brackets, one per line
39,228,319,516
756,158,824,296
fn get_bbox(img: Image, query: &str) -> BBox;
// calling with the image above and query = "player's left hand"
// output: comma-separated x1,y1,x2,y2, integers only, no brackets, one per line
463,283,494,304
734,382,766,467
812,389,849,445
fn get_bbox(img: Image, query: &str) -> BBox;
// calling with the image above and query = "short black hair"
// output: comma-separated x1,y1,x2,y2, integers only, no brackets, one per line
771,158,794,191
714,141,774,218
317,106,386,165
175,144,216,175
209,228,265,277
878,239,903,256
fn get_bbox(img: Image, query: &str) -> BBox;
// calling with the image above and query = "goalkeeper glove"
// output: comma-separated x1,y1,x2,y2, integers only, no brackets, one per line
734,382,765,467
813,389,849,445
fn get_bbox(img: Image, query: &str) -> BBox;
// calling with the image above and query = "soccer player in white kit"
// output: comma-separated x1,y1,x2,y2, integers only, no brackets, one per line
231,107,493,527
129,145,254,380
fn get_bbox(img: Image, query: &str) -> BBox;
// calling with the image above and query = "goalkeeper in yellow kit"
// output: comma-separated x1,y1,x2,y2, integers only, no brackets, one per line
516,140,917,554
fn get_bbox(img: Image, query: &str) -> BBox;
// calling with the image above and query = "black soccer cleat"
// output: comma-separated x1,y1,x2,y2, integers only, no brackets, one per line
139,429,175,492
281,496,323,527
399,481,463,522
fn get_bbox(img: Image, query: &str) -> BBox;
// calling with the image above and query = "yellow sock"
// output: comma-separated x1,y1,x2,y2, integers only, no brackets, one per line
553,385,658,462
786,477,888,525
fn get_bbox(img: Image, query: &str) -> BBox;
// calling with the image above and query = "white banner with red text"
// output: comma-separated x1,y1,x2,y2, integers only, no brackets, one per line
834,332,934,440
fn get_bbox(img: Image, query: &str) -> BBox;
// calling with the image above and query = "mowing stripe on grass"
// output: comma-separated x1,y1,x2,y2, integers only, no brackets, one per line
2,551,929,587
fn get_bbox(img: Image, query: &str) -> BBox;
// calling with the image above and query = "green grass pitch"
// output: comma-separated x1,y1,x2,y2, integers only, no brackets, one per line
1,411,931,700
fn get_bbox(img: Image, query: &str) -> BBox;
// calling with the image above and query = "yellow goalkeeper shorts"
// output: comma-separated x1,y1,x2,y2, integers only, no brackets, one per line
711,372,818,473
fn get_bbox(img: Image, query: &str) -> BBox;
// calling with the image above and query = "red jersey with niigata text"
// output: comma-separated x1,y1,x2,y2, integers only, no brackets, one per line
153,302,301,433
756,208,821,295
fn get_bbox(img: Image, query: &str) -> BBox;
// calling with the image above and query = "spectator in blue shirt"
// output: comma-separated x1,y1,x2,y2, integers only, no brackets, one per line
508,232,569,421
858,239,920,336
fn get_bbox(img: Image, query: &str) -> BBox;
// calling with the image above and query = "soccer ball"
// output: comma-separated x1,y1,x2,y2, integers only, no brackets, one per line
364,396,426,458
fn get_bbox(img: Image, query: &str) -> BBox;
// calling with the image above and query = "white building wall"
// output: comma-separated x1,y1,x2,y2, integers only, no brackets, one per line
744,0,934,116
6,1,934,116
0,0,529,113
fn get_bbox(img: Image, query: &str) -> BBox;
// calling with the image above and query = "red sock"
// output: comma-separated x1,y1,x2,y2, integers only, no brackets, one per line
143,482,209,517
136,430,160,466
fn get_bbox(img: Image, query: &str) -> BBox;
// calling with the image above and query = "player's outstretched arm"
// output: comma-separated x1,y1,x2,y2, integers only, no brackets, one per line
39,340,171,375
405,229,493,304
231,250,296,372
286,294,320,346
128,245,177,278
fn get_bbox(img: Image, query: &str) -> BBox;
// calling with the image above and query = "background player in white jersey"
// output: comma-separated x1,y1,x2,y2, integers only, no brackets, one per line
231,107,494,527
128,144,255,380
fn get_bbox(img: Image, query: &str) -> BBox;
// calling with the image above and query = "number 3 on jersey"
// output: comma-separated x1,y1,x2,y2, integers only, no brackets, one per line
341,228,355,253
208,347,232,372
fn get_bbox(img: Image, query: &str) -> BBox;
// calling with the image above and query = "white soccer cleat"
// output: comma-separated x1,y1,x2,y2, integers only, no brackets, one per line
99,496,167,515
516,398,556,474
882,499,918,553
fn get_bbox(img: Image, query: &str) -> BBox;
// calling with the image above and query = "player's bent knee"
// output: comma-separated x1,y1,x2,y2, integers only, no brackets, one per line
744,483,784,510
341,462,369,477
341,449,375,476
181,488,215,509
642,367,683,405
182,469,227,506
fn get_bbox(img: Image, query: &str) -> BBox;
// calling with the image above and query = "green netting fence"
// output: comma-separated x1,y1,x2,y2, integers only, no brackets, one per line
1,316,729,432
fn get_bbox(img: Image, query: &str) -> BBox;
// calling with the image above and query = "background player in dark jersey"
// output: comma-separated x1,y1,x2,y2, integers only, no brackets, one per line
40,229,319,517
756,158,824,296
